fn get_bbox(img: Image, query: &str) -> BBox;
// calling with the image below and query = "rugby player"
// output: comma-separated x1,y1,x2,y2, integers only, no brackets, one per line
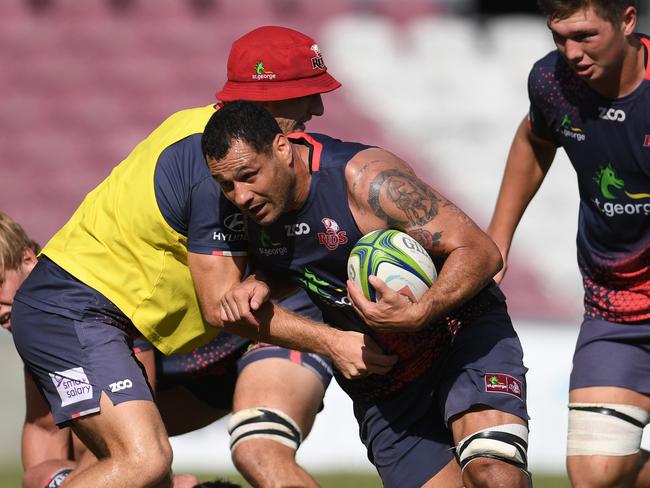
203,101,531,488
487,1,650,486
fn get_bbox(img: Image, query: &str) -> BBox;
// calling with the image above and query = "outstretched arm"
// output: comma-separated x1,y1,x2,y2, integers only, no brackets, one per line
345,146,503,331
486,116,557,282
218,273,398,379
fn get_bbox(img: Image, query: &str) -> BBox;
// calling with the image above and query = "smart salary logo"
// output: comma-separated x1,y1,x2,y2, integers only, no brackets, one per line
592,163,650,217
49,367,93,406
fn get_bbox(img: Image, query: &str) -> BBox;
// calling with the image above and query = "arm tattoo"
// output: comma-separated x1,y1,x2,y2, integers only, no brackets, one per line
408,228,442,251
367,170,438,227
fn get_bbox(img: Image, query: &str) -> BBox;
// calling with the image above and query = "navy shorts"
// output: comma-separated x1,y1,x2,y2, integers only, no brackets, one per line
12,299,153,426
570,316,650,394
238,343,333,387
353,302,528,488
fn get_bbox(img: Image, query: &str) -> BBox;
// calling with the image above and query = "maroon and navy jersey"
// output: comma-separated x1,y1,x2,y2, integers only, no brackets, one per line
246,133,504,403
528,36,650,323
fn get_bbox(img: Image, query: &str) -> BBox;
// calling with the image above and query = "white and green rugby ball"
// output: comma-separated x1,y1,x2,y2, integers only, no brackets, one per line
347,229,437,302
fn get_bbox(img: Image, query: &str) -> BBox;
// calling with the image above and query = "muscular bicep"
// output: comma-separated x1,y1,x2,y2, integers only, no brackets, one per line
348,148,485,258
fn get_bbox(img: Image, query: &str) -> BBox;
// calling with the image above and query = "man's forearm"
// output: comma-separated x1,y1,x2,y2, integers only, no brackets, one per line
223,301,337,357
419,243,501,325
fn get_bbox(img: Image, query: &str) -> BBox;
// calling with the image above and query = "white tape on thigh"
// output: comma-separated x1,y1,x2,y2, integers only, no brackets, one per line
568,403,650,456
227,407,302,452
456,423,529,471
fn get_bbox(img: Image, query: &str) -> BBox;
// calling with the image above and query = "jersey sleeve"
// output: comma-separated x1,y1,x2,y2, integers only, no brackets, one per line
187,176,248,256
527,63,561,146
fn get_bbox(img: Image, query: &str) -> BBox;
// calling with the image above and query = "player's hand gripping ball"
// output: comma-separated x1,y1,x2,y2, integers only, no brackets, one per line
347,229,437,302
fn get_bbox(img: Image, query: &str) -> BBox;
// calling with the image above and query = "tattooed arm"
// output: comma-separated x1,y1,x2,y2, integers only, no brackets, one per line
345,148,503,331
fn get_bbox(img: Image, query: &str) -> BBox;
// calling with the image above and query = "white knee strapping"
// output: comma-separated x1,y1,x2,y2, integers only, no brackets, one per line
567,403,650,456
227,407,303,452
456,423,529,472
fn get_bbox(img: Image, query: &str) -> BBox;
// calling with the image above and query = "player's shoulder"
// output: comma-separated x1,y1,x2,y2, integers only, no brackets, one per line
305,132,374,161
528,49,578,104
135,103,215,158
157,103,217,129
529,49,563,80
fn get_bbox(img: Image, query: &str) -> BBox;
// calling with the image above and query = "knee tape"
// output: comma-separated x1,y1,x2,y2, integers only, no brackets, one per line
227,407,302,452
456,423,529,472
568,403,650,456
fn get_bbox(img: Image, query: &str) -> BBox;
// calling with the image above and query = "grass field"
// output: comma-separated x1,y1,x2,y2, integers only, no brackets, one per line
0,466,571,487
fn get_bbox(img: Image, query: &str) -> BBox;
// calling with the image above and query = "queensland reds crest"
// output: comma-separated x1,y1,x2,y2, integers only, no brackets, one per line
310,44,326,70
317,218,348,251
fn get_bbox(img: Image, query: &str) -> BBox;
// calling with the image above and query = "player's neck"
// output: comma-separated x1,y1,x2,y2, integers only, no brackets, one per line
289,144,312,211
590,36,646,98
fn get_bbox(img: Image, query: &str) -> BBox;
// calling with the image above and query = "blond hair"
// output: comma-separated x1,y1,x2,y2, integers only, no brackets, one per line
0,212,40,282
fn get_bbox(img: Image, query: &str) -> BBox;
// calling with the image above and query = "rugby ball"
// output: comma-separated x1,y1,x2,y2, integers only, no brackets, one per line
347,229,437,302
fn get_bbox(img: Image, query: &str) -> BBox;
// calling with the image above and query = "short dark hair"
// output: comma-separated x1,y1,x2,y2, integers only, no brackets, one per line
201,100,282,162
537,0,636,26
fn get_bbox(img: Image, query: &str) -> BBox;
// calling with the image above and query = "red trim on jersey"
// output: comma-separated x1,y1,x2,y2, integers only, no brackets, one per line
290,349,302,365
211,250,247,256
640,36,650,80
288,132,323,173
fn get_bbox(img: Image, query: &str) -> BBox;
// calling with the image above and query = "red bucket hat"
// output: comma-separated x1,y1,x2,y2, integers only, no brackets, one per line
216,26,341,102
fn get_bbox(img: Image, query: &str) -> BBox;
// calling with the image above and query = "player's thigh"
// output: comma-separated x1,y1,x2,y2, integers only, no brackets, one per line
421,459,462,488
234,350,330,435
570,386,650,410
449,406,527,443
352,373,457,488
156,385,229,436
72,392,170,461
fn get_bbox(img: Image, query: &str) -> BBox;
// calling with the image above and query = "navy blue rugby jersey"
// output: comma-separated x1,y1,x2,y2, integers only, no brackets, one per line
154,133,247,256
247,133,504,403
528,35,650,323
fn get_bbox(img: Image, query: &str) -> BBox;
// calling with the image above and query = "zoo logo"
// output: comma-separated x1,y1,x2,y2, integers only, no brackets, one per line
598,106,625,122
285,222,310,236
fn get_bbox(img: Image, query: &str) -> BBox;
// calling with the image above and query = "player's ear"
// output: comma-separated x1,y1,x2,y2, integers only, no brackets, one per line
22,248,37,268
621,6,637,35
273,133,292,164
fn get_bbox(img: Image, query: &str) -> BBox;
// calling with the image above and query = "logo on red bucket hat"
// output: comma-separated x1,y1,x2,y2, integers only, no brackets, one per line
216,26,341,102
252,61,276,81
